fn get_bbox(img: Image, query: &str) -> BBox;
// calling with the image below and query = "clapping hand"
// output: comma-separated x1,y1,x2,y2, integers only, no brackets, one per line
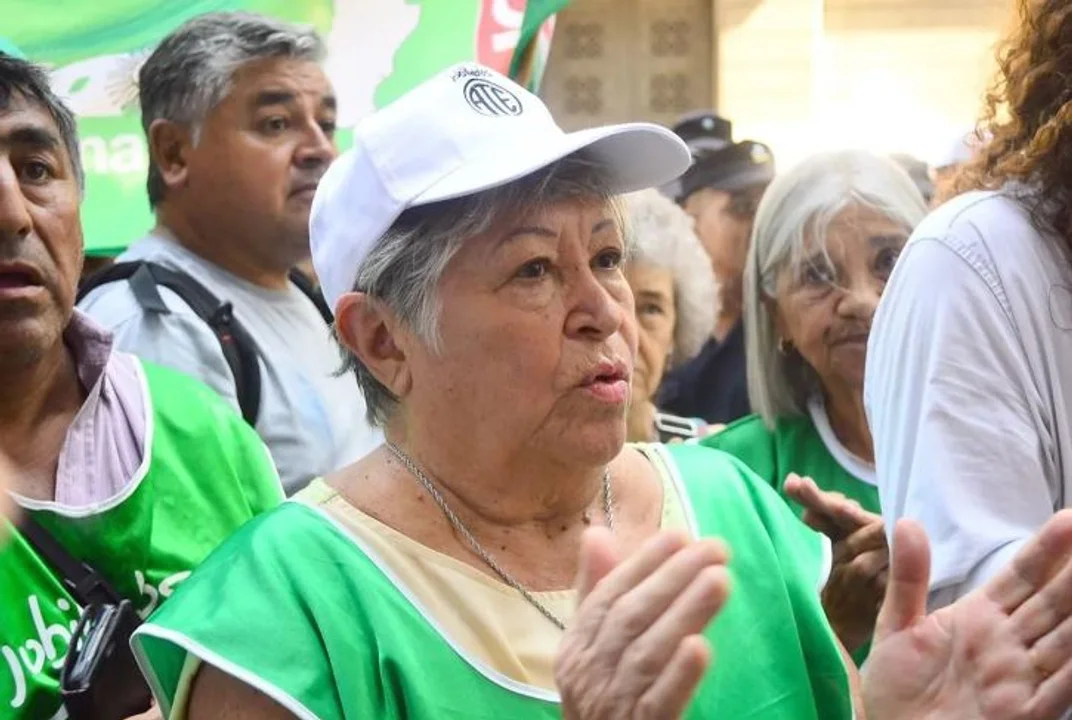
785,474,888,654
555,529,731,720
866,512,1072,720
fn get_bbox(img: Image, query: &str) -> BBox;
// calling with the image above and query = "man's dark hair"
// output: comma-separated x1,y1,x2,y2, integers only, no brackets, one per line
0,53,84,192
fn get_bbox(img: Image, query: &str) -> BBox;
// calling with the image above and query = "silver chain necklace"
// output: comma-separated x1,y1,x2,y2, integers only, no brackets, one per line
385,441,614,631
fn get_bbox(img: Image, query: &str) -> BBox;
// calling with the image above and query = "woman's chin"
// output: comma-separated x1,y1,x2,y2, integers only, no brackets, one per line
563,419,629,465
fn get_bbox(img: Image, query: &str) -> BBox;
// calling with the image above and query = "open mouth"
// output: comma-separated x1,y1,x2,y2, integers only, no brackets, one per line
0,264,43,292
831,333,869,347
580,360,631,404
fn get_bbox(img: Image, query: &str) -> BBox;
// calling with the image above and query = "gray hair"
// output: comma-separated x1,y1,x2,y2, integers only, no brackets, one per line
0,54,84,193
622,189,717,365
744,150,927,426
337,152,622,427
138,12,326,207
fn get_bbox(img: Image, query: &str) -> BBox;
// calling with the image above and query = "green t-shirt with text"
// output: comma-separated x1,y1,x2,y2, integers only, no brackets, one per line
0,360,283,719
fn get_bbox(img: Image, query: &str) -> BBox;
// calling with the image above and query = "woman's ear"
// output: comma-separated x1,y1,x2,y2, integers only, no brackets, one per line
334,293,412,400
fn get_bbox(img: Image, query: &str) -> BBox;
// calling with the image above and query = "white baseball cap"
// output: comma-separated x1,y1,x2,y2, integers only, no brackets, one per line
310,62,691,312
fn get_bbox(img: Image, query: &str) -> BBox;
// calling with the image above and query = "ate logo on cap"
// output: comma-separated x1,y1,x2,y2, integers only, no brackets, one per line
463,78,523,117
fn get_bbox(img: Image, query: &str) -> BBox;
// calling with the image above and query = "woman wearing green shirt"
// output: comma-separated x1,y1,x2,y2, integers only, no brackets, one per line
703,150,927,657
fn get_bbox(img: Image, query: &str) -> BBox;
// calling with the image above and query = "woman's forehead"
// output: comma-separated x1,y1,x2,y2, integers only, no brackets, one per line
517,195,619,225
799,204,906,256
481,196,623,244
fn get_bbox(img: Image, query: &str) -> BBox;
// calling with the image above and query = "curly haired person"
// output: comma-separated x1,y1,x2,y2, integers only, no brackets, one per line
866,0,1072,613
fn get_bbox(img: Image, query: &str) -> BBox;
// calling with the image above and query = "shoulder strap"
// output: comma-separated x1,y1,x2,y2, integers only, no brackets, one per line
78,261,262,426
288,268,333,324
18,514,123,607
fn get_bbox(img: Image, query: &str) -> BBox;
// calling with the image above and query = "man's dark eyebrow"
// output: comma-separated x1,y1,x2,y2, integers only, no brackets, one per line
1,125,61,152
252,91,338,114
252,90,298,109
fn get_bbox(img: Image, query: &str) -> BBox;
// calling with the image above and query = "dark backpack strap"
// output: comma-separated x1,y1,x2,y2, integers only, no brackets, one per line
78,261,262,426
18,515,123,607
288,268,334,324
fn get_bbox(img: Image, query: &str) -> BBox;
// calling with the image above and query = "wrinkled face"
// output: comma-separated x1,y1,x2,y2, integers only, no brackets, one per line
179,57,337,270
683,185,763,312
403,198,637,466
771,203,907,398
626,260,676,406
0,92,82,368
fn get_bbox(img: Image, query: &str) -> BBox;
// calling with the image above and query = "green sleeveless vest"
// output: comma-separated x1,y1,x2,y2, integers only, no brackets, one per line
0,359,283,719
133,444,852,719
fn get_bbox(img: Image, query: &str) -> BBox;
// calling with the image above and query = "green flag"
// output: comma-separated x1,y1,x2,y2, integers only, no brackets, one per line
510,0,569,89
2,1,569,256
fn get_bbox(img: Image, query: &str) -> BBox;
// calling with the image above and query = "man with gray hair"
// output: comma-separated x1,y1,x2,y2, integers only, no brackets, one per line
81,12,381,494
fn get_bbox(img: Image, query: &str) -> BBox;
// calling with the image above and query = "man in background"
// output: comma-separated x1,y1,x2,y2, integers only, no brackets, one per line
80,13,381,494
658,110,775,426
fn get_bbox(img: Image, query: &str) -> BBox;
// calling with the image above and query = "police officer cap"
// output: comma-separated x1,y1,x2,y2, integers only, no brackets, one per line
671,110,734,154
676,140,776,202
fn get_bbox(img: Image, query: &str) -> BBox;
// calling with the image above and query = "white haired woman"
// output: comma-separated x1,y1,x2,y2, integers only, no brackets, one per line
623,190,717,442
703,150,927,660
126,67,1072,720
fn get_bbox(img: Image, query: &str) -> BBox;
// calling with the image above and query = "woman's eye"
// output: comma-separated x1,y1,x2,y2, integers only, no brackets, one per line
516,258,552,280
593,248,623,270
638,302,664,316
801,262,835,287
874,247,901,277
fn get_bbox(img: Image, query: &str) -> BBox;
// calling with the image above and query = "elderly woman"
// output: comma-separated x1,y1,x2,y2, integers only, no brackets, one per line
127,66,1072,720
622,190,716,442
703,150,927,657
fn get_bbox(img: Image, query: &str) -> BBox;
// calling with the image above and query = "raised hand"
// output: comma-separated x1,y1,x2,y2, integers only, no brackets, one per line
785,473,887,654
555,528,731,720
784,473,876,541
865,512,1072,720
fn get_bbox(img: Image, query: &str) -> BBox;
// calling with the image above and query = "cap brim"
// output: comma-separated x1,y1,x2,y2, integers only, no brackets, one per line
413,123,691,206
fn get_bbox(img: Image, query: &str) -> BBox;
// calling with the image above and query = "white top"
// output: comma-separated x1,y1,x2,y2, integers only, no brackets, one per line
807,397,877,486
79,232,382,494
865,189,1072,609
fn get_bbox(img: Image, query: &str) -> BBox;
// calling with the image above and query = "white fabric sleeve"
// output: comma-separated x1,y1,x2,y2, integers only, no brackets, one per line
865,236,1054,607
79,284,243,414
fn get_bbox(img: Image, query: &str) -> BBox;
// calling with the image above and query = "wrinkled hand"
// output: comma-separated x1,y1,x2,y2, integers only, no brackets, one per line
823,520,888,653
556,529,731,720
865,512,1072,720
785,474,887,653
784,473,876,541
